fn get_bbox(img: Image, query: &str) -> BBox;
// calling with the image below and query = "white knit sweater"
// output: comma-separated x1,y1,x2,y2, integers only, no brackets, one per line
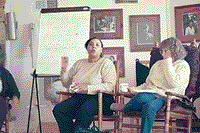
130,57,190,97
61,58,116,95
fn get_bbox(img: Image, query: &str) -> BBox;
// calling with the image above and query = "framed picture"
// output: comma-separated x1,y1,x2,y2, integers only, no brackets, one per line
175,4,200,43
115,0,138,3
129,15,160,52
102,47,125,77
90,9,123,39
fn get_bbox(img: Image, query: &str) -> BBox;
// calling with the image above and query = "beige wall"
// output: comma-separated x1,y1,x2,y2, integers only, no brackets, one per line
59,0,168,86
4,0,200,132
0,0,6,67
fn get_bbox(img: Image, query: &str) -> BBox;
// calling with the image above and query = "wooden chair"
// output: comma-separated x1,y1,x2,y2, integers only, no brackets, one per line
56,60,121,133
111,45,199,133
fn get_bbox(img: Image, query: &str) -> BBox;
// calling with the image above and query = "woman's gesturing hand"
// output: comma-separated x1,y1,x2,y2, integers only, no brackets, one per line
61,56,69,74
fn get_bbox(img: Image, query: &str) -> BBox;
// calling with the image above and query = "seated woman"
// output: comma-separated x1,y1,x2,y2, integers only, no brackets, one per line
0,66,20,130
123,37,190,133
53,37,116,133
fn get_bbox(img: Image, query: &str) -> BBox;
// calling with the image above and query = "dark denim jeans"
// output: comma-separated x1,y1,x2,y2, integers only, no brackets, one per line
0,96,7,130
53,93,114,133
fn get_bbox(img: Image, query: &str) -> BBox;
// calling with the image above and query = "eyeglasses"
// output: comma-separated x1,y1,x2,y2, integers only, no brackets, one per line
159,49,169,55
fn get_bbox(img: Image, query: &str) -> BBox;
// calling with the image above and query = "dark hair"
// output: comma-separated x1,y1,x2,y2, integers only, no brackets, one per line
159,37,187,61
85,37,103,49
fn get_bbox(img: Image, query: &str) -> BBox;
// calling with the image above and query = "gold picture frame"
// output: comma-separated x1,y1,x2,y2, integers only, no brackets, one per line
90,9,123,39
129,15,160,52
175,4,200,43
102,47,125,77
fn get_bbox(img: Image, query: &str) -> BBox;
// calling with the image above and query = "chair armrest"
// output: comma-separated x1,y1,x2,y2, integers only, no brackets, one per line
165,92,191,102
56,91,74,96
53,78,61,82
116,92,137,98
110,103,125,111
56,91,74,103
97,90,115,96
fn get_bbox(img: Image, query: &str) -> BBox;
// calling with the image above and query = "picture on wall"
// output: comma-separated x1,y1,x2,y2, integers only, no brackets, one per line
94,16,116,33
138,22,154,44
115,0,138,3
183,12,198,36
90,9,123,39
129,15,160,52
175,4,200,43
102,47,125,77
103,54,117,64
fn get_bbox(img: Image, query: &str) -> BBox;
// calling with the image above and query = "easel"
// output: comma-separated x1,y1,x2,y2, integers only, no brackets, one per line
27,69,42,133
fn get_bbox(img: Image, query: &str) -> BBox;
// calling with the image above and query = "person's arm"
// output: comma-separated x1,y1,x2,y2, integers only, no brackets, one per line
129,83,147,93
60,61,78,88
87,59,117,94
4,68,20,106
6,70,20,100
162,57,190,89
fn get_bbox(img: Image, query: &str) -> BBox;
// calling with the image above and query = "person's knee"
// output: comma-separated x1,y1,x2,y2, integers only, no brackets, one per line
137,93,155,102
79,104,98,117
82,107,96,116
142,99,165,115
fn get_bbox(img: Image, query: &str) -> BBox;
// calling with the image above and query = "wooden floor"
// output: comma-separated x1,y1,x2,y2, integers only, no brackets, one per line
122,130,200,133
36,122,200,133
122,128,200,133
36,122,60,133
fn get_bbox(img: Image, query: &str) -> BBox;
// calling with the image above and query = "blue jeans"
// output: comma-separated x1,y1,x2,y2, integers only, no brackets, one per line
123,93,166,133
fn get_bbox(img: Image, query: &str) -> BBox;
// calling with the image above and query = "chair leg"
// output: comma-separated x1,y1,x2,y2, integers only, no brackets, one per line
136,118,140,133
169,120,173,133
119,95,124,133
165,95,171,133
98,92,103,131
187,115,192,133
5,111,10,133
119,112,123,133
114,119,118,133
130,117,134,133
165,115,170,133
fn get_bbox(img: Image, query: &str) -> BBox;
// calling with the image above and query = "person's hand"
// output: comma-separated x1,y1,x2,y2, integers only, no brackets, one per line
61,67,66,74
119,87,131,93
191,38,197,46
71,83,88,94
127,88,131,93
61,56,69,74
154,42,159,47
192,38,196,43
11,96,20,107
162,49,172,59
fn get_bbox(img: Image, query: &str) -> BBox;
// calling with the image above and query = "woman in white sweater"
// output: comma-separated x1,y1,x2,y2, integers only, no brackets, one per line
53,37,116,133
123,37,190,133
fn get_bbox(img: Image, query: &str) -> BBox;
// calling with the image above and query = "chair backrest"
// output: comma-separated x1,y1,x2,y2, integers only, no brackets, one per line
136,59,150,86
148,45,199,99
183,45,199,99
194,45,200,101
